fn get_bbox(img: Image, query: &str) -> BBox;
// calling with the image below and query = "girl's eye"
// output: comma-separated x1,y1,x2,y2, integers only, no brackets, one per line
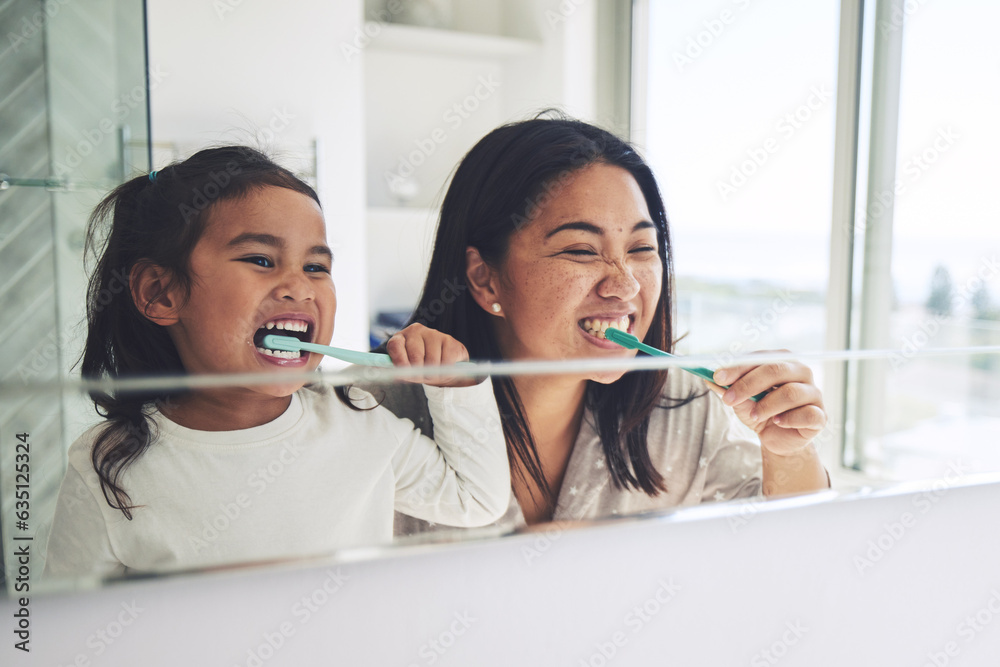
305,263,331,274
240,255,274,268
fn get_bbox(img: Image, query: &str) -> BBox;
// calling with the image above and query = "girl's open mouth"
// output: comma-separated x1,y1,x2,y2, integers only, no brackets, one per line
253,318,313,361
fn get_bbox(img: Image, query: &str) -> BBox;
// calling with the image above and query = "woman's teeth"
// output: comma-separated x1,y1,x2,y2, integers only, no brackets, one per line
256,347,302,359
581,316,630,339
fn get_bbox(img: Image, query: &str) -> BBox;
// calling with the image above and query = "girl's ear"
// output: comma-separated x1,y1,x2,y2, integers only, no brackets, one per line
130,262,182,325
465,246,504,318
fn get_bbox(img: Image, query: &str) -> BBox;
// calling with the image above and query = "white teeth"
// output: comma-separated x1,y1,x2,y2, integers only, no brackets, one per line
263,319,309,333
256,346,302,359
581,316,630,339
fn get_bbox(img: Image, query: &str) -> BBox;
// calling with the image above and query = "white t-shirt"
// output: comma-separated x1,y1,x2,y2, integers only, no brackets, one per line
44,380,508,578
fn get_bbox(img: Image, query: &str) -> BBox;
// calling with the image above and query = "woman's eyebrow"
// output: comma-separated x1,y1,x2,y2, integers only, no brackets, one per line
545,220,655,239
545,221,602,238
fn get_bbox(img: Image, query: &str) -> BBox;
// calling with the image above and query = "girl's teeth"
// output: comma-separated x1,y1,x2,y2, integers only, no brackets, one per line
256,346,302,359
264,320,309,333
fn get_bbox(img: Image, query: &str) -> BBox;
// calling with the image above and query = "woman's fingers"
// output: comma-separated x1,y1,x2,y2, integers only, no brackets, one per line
715,354,814,407
703,379,726,399
748,381,824,426
770,404,826,432
710,352,827,457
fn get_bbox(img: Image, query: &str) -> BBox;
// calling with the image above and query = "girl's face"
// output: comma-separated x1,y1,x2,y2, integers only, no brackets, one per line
489,163,663,383
167,186,336,397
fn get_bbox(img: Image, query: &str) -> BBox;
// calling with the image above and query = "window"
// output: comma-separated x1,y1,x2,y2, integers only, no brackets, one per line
635,0,1000,481
856,0,1000,478
637,0,839,363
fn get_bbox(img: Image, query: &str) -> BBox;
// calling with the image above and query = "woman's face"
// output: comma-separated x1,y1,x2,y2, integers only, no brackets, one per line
489,163,663,382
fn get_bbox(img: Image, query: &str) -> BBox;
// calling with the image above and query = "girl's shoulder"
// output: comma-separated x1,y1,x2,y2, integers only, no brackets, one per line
65,416,145,465
66,422,105,467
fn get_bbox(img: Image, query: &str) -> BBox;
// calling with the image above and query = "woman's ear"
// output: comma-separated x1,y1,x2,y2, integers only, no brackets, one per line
130,262,182,326
465,247,504,317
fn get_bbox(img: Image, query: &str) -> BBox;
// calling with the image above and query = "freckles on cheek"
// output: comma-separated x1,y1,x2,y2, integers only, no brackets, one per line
637,265,663,293
530,268,574,303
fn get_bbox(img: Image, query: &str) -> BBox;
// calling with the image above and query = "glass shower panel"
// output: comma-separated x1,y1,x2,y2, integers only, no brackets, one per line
0,0,150,589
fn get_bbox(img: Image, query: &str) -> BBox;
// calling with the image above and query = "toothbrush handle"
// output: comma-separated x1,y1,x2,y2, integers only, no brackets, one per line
612,332,768,402
299,341,478,371
298,341,395,367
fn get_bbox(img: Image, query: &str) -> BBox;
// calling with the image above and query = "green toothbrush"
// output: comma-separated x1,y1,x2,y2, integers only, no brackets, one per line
263,334,395,367
604,328,767,402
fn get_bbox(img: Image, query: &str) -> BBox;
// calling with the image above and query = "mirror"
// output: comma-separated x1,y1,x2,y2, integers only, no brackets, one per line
3,0,999,599
8,351,1000,591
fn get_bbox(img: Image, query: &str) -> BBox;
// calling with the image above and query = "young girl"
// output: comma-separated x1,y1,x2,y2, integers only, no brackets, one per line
44,146,509,578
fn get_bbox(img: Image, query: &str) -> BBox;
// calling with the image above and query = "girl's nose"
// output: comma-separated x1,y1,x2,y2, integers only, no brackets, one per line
597,260,641,301
275,270,315,301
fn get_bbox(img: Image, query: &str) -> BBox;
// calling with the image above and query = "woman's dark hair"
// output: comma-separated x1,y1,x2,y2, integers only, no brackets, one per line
408,114,691,503
82,145,355,519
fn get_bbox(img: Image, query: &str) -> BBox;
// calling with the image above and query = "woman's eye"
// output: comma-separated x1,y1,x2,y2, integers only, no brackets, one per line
562,248,598,257
630,245,657,254
240,256,274,268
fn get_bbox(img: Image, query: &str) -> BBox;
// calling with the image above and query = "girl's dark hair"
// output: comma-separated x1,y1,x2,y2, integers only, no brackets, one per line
82,145,354,519
408,113,691,503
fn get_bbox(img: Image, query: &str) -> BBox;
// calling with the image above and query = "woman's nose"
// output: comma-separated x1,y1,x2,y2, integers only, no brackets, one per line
597,260,641,300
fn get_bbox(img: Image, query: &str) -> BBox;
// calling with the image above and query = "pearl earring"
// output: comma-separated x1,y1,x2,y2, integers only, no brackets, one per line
491,303,502,314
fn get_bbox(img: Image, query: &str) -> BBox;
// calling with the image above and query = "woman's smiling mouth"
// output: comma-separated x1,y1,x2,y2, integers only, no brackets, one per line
579,315,631,340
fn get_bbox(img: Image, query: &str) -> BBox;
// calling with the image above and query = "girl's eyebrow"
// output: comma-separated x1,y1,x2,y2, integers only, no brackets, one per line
227,232,283,248
544,220,655,239
227,232,332,258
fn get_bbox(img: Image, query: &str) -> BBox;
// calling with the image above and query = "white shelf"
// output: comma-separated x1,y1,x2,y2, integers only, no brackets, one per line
366,206,439,314
366,22,539,58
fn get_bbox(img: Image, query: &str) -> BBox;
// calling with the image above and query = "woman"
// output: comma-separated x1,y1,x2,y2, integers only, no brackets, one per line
379,116,828,532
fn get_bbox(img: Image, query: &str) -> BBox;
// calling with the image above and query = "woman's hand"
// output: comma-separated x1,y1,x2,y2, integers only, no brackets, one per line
386,323,476,387
706,351,826,456
705,351,830,495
